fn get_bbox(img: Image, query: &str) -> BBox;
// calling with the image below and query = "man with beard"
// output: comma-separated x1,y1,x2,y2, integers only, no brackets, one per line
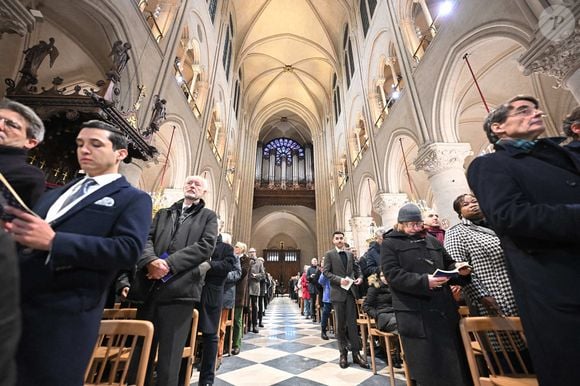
129,175,217,386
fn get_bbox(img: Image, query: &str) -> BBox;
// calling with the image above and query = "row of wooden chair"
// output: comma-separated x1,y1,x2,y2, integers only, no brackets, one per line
84,308,199,386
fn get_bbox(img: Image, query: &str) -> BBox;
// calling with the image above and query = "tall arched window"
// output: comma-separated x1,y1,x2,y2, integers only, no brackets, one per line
333,73,341,123
222,14,234,80
359,0,377,37
343,26,355,89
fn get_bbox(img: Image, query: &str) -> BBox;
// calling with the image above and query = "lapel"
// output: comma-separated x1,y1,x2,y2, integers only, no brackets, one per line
48,177,128,226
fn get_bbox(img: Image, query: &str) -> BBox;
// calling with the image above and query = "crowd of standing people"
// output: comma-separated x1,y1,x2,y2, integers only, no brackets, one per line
0,94,578,386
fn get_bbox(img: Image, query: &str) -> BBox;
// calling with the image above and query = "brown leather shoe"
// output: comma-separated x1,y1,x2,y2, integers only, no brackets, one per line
353,352,369,369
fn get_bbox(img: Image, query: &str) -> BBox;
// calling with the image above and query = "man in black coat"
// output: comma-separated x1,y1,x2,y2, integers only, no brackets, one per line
197,233,235,386
562,105,579,155
129,175,218,386
467,95,580,386
0,99,45,386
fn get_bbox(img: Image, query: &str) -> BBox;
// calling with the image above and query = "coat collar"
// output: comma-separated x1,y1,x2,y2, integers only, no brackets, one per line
460,218,497,236
494,136,566,156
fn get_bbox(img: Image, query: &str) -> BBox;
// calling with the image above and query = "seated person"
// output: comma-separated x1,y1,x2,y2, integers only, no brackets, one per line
363,271,402,368
363,272,397,334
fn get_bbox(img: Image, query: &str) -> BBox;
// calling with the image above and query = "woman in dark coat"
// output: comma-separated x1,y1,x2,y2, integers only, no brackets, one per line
197,234,235,386
381,203,472,386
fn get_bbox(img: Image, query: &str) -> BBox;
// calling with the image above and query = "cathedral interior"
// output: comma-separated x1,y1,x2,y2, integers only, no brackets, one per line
1,0,578,288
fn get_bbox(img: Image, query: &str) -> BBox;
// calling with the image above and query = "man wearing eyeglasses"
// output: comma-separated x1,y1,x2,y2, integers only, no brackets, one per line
467,95,580,386
562,105,579,155
0,99,45,386
0,99,45,208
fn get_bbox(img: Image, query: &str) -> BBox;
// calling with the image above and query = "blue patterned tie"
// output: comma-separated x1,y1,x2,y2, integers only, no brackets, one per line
61,178,96,209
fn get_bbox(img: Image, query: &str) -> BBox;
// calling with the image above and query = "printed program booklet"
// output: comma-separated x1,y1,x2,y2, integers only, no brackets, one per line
433,263,471,278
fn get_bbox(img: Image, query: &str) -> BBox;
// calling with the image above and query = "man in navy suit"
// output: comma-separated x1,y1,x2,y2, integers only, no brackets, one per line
4,120,152,386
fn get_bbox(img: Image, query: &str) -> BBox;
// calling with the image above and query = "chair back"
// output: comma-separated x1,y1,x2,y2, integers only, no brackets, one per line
182,309,200,386
459,316,538,386
85,319,154,386
102,308,137,320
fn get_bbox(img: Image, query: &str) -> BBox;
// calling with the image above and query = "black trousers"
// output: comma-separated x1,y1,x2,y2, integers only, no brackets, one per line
250,295,259,329
131,302,193,386
332,293,360,354
199,332,218,384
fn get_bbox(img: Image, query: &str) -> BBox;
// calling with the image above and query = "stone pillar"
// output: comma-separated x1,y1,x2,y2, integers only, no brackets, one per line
188,64,202,101
385,57,399,90
349,216,375,257
414,143,472,227
119,159,145,188
376,77,387,107
519,9,579,103
373,192,408,229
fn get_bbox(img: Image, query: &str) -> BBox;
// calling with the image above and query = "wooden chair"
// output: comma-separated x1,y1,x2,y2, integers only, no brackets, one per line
102,308,137,320
459,316,538,386
366,316,399,386
84,319,154,386
180,309,200,386
355,299,369,359
224,307,235,356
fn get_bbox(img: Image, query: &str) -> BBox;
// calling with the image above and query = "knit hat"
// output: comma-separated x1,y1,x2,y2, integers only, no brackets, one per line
397,203,422,223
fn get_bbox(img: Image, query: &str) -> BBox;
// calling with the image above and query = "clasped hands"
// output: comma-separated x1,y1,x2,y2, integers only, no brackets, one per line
146,259,170,280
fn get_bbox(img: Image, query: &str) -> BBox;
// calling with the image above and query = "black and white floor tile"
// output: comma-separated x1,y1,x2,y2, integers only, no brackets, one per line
189,297,407,386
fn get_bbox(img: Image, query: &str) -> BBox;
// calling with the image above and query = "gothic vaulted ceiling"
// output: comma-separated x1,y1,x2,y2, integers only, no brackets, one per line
232,0,351,138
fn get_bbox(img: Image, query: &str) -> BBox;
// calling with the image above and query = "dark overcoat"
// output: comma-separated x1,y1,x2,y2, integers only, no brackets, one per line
198,235,235,333
467,139,580,386
129,198,218,304
234,253,250,308
381,231,472,386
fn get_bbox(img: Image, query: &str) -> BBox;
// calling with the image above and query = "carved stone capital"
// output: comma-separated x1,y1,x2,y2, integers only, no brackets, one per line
414,143,472,177
349,216,374,231
0,0,35,37
373,193,408,216
519,4,580,87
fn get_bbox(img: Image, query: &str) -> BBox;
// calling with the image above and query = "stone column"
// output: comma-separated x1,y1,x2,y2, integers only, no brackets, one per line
385,57,399,90
414,143,472,227
519,9,579,103
373,192,408,229
349,216,374,257
119,159,146,188
188,64,202,101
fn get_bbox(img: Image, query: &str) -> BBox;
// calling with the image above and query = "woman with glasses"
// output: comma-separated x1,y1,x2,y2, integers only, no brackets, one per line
381,203,472,386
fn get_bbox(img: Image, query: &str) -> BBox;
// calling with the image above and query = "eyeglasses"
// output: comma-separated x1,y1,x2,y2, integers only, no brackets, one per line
0,116,23,131
508,106,542,118
403,221,424,228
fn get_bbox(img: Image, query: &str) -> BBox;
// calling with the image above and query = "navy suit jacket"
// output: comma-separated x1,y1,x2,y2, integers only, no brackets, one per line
17,176,152,386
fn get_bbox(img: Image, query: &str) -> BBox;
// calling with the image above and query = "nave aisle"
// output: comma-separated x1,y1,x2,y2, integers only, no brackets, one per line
190,297,407,385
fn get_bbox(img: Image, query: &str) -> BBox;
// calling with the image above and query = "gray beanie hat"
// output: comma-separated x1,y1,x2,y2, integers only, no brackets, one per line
397,203,422,223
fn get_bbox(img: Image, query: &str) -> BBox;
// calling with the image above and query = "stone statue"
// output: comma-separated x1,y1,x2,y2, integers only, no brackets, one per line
21,38,59,78
109,40,131,74
143,95,167,137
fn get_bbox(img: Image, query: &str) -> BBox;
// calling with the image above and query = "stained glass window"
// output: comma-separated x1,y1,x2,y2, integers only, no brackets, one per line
263,138,304,165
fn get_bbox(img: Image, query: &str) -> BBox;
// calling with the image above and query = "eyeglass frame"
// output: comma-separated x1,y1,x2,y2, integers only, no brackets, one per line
402,221,424,228
0,116,24,131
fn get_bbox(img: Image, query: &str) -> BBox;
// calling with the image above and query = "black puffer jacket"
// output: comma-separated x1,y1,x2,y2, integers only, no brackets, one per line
129,198,218,304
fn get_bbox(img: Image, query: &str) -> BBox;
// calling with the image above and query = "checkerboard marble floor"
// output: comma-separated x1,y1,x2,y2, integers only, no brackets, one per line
189,296,407,386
